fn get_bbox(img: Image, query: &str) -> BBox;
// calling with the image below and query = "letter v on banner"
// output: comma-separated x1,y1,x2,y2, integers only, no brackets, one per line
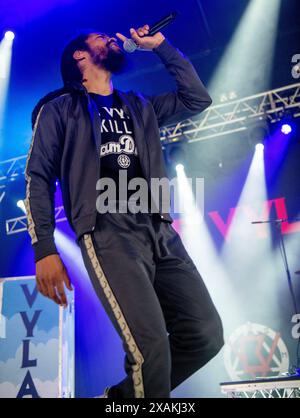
274,197,300,235
208,208,237,240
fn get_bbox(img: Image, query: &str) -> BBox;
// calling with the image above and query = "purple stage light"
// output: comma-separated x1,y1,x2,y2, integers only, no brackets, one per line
281,124,292,135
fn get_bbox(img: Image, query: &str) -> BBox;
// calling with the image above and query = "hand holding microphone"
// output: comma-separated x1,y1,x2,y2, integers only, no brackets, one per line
116,25,165,52
115,12,177,53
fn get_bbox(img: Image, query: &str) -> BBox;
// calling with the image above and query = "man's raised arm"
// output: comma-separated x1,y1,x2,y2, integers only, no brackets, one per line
116,26,212,127
151,38,212,127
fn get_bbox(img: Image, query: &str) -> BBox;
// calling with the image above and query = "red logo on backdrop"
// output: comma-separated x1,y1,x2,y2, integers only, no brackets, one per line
172,197,300,240
224,323,289,381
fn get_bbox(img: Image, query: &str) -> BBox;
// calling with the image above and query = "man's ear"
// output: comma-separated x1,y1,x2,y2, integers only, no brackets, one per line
73,50,86,61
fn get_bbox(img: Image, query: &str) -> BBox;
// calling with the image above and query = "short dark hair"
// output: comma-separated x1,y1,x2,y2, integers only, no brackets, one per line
60,31,93,85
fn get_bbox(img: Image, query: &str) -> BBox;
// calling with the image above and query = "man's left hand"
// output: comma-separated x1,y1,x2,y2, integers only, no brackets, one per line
116,25,165,51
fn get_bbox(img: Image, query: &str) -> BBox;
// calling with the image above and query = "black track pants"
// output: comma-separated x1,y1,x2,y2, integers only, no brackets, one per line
78,212,224,398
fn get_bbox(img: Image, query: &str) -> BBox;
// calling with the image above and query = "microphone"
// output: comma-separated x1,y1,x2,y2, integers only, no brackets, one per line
251,219,287,224
123,11,177,53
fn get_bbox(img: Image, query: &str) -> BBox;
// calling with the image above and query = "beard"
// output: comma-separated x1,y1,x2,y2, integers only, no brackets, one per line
91,44,127,74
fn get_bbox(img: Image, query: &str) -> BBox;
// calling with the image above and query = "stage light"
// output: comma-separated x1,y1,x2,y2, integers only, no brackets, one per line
17,199,26,213
175,163,185,173
247,119,270,150
281,124,292,135
255,143,264,152
166,141,187,171
5,31,15,41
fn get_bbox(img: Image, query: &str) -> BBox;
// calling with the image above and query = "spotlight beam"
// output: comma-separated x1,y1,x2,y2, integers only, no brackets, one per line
175,165,242,325
209,0,282,100
0,31,15,151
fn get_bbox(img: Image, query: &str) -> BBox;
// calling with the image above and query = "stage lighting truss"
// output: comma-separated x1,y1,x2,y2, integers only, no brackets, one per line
5,206,66,235
0,156,27,206
0,155,26,187
160,83,300,144
220,375,300,399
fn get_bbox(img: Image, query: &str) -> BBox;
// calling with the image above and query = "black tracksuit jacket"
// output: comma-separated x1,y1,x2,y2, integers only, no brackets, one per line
24,39,212,263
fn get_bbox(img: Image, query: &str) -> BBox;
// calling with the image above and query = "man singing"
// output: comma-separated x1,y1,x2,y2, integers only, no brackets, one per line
25,24,224,398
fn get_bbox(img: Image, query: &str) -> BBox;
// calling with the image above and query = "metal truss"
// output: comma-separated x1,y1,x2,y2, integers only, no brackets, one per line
0,155,27,189
231,388,300,399
227,387,300,398
6,206,66,235
220,375,300,399
160,83,300,144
